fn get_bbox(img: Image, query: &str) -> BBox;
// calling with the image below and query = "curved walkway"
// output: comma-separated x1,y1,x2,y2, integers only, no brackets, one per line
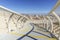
17,23,57,40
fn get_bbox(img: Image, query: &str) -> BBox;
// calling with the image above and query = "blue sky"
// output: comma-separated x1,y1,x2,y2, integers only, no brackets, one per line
0,0,57,14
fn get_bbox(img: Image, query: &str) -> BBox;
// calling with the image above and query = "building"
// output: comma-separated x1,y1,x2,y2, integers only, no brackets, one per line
0,0,60,40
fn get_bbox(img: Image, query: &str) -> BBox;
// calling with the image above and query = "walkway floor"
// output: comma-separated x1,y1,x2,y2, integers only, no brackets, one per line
0,23,57,40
